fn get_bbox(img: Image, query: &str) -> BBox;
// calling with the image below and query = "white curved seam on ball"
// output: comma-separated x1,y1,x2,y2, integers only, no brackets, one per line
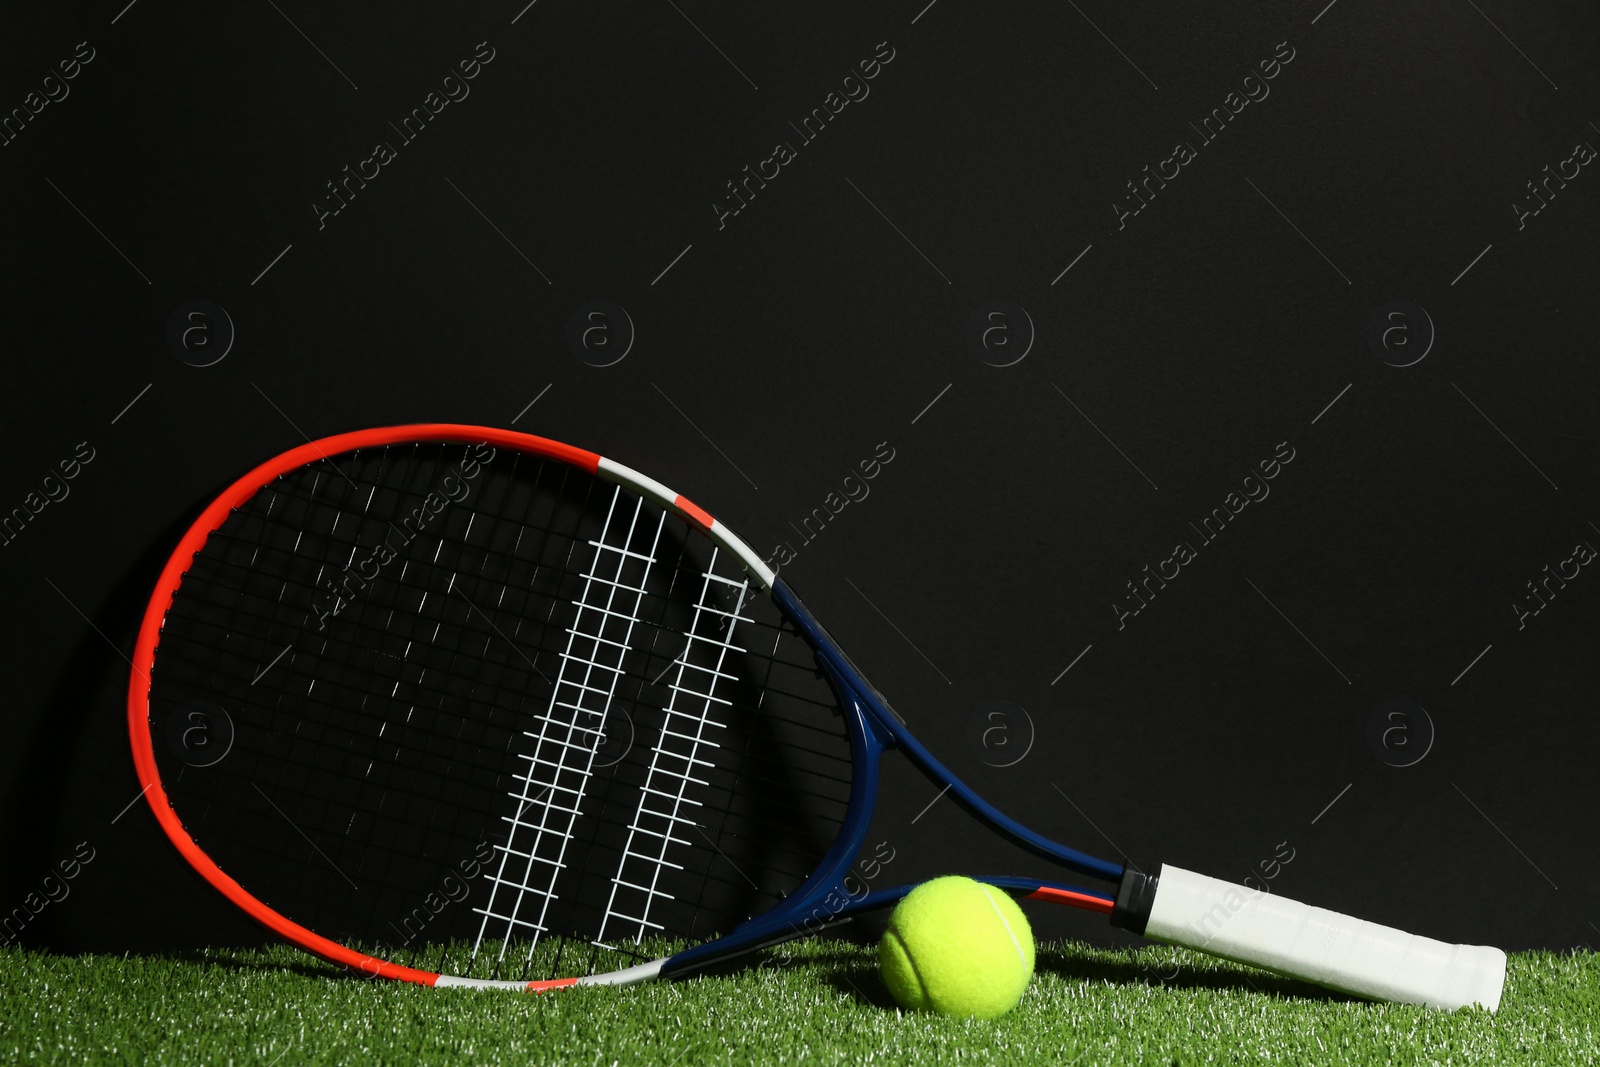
981,886,1026,966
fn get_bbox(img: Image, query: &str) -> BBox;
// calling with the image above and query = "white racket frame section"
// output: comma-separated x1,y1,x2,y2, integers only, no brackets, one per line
597,457,775,589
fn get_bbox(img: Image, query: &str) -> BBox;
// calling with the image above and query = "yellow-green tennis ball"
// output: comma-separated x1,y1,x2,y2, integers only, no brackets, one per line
878,876,1035,1018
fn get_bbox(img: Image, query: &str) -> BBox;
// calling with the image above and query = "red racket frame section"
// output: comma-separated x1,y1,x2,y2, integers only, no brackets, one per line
127,424,601,989
1027,885,1115,915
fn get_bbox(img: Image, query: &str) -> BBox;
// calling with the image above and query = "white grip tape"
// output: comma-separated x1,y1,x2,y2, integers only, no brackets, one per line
1145,865,1506,1011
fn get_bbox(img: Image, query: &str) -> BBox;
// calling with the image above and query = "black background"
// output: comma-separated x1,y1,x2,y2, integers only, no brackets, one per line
1,0,1596,958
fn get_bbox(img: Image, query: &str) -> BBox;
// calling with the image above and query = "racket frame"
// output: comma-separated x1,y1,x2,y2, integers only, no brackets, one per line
127,424,1123,989
130,426,603,985
660,579,1124,977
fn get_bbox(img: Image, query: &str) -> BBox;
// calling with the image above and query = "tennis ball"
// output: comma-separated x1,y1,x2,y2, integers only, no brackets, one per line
878,875,1035,1018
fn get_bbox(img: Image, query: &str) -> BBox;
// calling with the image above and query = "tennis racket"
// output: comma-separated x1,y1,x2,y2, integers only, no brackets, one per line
128,424,1505,1011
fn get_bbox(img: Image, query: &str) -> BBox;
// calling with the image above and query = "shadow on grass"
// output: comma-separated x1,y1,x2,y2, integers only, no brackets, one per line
1037,944,1347,1005
1,942,346,985
166,947,350,982
774,941,1351,1010
819,965,900,1009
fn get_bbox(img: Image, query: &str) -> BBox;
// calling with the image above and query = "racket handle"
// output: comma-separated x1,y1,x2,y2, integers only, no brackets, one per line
1112,864,1506,1011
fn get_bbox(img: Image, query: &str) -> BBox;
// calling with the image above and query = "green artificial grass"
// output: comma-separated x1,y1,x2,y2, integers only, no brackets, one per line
2,940,1596,1065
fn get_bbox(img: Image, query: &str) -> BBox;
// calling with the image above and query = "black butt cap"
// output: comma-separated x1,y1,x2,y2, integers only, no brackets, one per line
1109,862,1162,935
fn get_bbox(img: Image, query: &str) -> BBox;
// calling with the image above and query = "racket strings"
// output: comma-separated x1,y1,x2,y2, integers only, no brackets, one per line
592,554,746,948
179,488,855,805
474,484,672,965
168,530,844,757
177,467,840,743
147,443,853,982
159,558,848,870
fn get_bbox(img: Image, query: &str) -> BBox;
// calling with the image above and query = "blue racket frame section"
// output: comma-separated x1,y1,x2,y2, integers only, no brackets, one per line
662,579,1123,977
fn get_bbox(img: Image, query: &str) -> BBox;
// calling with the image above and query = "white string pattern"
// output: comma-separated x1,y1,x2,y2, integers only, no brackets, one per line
595,552,753,946
471,486,665,965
